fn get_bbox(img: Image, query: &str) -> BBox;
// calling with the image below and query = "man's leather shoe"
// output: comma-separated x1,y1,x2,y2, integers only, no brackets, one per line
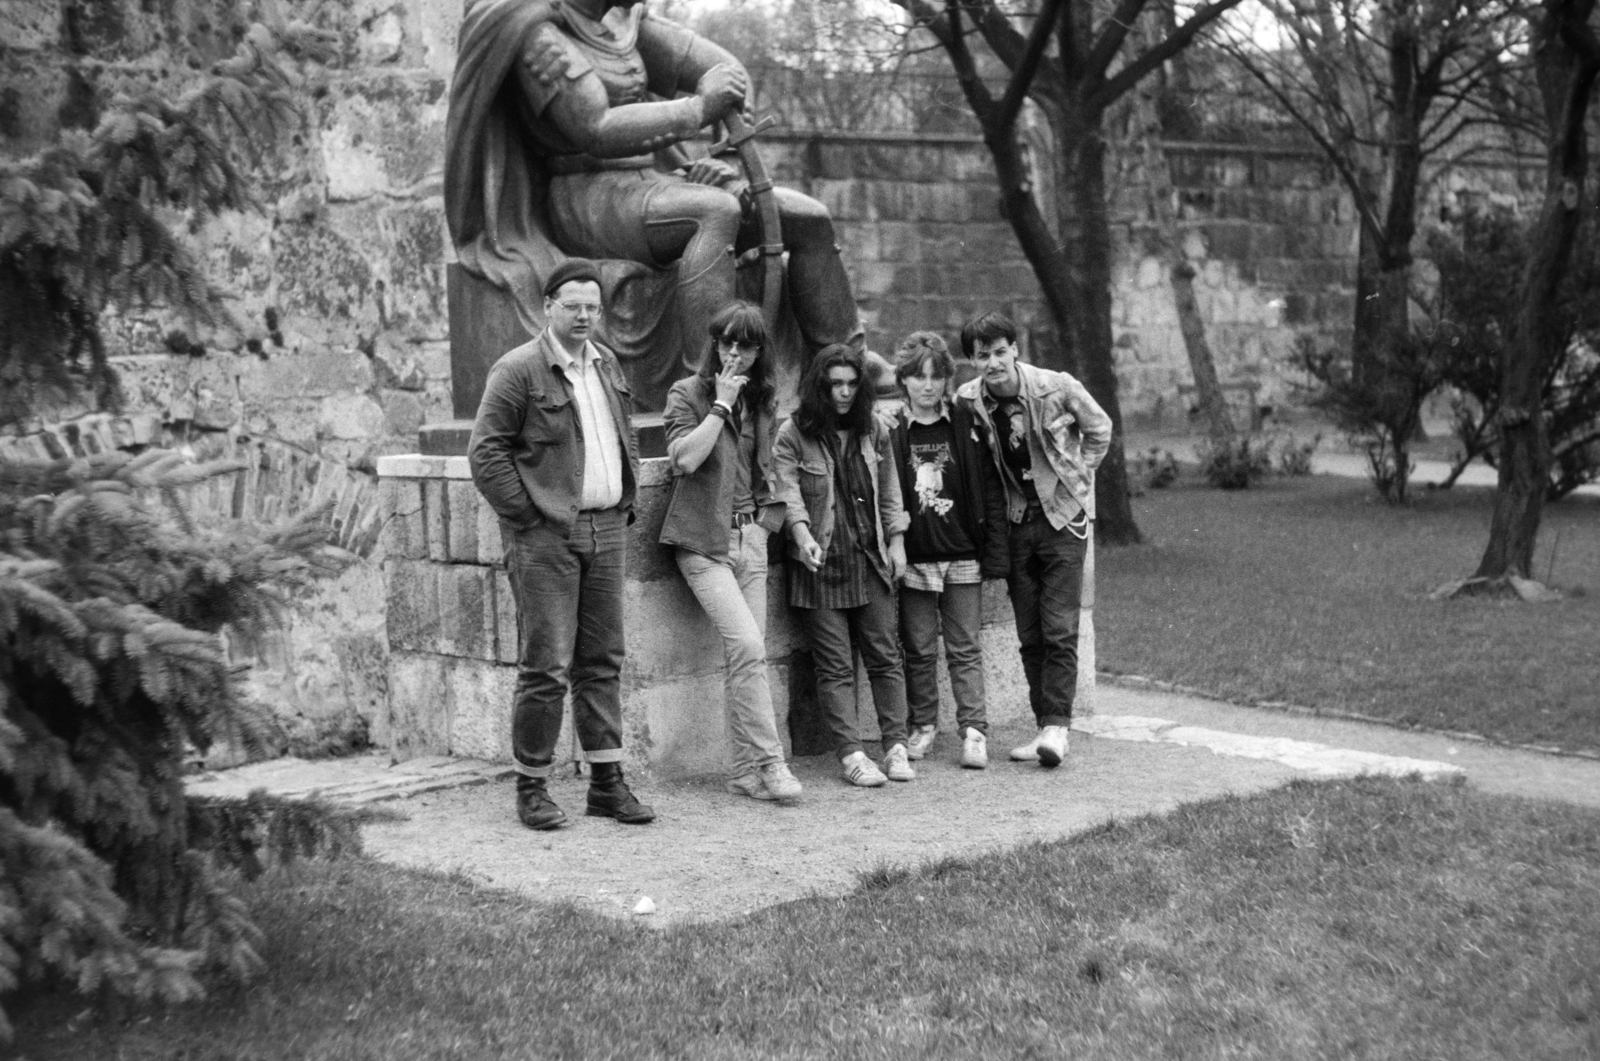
515,776,568,830
586,762,656,824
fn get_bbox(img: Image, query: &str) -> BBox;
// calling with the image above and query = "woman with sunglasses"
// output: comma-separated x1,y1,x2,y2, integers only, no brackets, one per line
660,301,804,804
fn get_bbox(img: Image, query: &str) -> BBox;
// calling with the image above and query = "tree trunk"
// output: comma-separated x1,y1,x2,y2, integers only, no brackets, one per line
1475,0,1598,579
1136,18,1234,449
1046,103,1143,545
982,109,1083,375
1170,259,1237,449
1351,212,1413,389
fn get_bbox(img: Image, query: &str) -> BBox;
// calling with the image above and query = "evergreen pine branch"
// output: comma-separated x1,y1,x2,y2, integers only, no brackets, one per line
0,14,352,1039
0,21,327,426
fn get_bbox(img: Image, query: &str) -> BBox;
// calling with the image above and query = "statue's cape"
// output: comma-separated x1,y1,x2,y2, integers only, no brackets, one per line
445,0,683,405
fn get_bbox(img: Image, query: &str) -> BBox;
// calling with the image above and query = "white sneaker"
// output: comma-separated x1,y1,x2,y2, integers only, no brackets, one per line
882,743,916,782
1009,730,1045,762
1037,725,1070,768
960,727,988,770
905,724,937,761
759,762,803,804
841,751,887,788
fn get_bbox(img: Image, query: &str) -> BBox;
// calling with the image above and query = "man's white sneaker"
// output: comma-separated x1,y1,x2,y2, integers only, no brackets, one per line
905,724,937,761
1009,730,1045,762
1037,725,1070,768
882,743,916,782
841,751,888,788
960,727,988,770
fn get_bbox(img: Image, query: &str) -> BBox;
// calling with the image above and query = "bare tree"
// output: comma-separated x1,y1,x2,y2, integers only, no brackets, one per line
893,0,1246,545
1222,0,1527,384
1473,0,1600,582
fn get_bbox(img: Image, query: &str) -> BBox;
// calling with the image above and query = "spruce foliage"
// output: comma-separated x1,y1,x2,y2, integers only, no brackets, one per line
0,20,332,426
0,19,370,1040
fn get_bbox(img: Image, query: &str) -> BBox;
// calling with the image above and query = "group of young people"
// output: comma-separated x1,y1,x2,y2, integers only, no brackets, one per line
469,258,1112,830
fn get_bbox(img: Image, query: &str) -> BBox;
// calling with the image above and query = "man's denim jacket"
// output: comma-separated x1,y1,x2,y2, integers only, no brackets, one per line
954,362,1112,530
468,330,639,535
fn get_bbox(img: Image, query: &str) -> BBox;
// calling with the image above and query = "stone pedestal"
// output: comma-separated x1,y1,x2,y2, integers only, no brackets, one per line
376,453,1093,779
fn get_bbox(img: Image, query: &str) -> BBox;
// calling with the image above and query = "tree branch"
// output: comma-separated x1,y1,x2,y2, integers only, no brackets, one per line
1084,0,1151,84
1229,45,1391,242
1094,0,1247,110
996,0,1067,132
943,0,998,124
1558,0,1600,64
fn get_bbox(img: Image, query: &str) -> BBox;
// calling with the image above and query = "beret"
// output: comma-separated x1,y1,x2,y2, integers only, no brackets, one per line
543,258,603,299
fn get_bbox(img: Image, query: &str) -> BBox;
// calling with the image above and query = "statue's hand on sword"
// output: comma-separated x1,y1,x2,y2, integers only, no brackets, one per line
695,62,747,126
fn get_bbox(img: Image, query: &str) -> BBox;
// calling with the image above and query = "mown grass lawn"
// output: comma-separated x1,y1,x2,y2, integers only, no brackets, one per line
15,778,1600,1060
1096,475,1600,753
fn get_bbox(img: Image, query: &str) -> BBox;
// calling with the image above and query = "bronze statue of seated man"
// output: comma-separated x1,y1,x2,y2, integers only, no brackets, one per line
446,0,864,410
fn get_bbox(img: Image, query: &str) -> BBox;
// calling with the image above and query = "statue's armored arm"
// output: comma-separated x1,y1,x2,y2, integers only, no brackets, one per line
637,14,746,101
515,23,708,158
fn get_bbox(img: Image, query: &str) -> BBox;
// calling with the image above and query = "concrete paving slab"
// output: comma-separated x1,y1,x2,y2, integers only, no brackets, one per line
186,753,514,804
1074,713,1464,780
1097,683,1600,808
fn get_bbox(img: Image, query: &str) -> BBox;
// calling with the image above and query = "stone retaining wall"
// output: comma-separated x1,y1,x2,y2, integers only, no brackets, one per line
376,453,1095,779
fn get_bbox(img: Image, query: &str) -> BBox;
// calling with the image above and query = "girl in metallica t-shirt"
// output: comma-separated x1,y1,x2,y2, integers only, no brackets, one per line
887,332,1009,771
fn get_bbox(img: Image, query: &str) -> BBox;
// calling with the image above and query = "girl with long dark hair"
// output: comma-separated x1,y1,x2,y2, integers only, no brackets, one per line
659,301,803,804
773,344,913,787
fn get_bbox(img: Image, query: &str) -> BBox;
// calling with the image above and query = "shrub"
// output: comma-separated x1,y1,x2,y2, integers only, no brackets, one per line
1196,436,1274,490
0,20,361,1040
1427,207,1600,500
1275,432,1321,476
1135,447,1181,491
1292,334,1447,503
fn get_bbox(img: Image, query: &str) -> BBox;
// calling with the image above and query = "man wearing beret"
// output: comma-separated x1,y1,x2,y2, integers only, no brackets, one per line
469,258,654,829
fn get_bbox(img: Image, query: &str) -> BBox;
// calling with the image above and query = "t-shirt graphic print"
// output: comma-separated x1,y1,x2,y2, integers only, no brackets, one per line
903,418,975,561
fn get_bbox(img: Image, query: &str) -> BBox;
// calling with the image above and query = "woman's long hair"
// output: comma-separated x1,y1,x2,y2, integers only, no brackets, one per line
697,300,774,410
794,343,873,441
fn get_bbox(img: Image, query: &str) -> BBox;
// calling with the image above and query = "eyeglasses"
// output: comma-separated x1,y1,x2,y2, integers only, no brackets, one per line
717,337,761,354
554,301,602,316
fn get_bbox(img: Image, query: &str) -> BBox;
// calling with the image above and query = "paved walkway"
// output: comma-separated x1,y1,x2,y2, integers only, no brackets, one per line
188,681,1600,926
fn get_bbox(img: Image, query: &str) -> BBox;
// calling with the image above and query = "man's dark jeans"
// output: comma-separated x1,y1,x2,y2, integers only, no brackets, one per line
800,573,909,759
1006,511,1086,727
502,509,626,777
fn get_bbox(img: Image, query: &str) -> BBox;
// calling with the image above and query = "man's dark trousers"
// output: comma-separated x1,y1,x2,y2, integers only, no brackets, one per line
1006,509,1086,727
503,508,627,776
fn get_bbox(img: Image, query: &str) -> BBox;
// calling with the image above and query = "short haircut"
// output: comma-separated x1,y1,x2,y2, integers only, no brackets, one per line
542,258,603,299
893,331,956,384
959,311,1018,359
